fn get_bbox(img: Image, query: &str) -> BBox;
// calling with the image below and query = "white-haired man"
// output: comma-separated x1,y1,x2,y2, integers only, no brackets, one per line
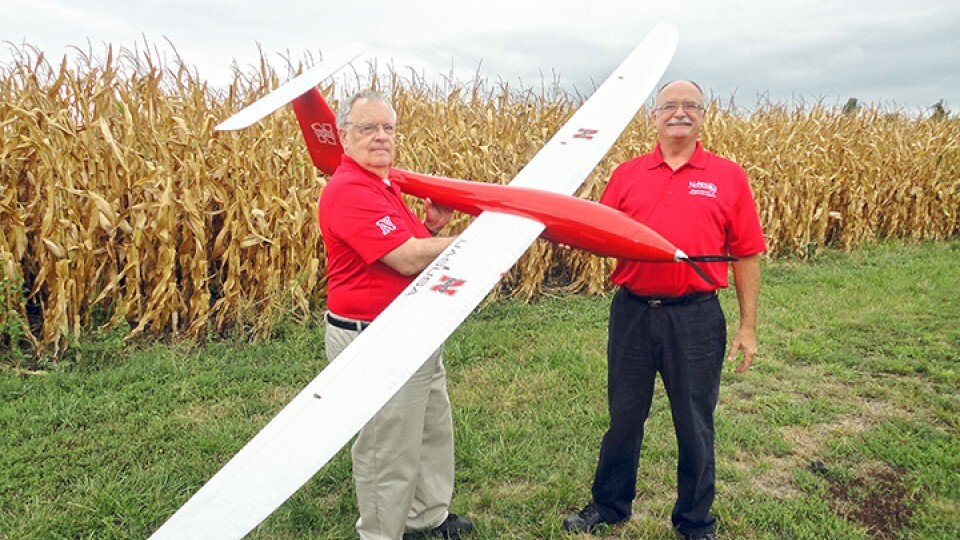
319,90,473,540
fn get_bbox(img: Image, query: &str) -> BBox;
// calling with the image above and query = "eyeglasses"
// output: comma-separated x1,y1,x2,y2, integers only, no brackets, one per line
345,122,397,136
654,102,704,113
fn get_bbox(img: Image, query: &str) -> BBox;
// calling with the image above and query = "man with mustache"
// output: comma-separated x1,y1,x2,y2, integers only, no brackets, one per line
320,90,473,539
563,80,766,540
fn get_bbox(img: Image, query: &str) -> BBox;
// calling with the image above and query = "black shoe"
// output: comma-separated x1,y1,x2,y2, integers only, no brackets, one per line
562,503,618,533
404,513,474,539
681,532,716,540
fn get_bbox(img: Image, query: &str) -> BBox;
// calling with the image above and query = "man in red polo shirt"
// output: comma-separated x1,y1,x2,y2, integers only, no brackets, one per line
319,90,473,540
563,80,766,540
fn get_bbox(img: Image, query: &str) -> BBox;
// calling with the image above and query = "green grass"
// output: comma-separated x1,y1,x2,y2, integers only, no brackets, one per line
2,240,958,539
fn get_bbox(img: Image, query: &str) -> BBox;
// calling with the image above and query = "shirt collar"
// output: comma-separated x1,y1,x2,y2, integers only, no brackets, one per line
648,141,707,170
340,154,394,187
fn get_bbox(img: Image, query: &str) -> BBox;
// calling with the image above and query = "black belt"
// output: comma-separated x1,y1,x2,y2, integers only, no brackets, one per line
625,289,716,308
325,313,370,332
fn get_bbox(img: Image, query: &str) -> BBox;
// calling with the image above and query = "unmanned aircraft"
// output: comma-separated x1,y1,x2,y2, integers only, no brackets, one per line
150,22,727,539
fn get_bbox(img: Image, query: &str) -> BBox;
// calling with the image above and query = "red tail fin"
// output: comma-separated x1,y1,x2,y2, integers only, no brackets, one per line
291,88,344,176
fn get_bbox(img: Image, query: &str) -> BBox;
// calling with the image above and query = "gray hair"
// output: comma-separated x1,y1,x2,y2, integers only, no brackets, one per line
336,89,396,129
656,80,704,100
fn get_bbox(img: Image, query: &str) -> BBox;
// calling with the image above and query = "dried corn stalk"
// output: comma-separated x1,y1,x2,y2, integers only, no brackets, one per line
1,42,957,358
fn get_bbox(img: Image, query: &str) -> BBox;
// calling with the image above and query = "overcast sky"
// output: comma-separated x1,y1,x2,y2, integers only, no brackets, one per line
3,0,958,113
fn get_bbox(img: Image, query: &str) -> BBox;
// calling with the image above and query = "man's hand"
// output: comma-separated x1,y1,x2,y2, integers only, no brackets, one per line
727,326,756,373
728,253,761,374
423,198,453,235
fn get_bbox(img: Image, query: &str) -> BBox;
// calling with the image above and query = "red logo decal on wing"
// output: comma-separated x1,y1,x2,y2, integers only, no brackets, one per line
573,128,598,139
431,275,466,296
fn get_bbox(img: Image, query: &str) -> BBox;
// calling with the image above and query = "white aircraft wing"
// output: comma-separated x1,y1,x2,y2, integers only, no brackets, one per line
150,22,677,539
214,50,363,131
506,26,677,194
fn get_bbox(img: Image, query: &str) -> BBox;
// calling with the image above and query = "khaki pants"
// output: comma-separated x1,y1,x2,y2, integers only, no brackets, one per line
325,313,454,540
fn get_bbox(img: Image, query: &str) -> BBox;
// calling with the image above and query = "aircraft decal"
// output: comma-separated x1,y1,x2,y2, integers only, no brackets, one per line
406,238,468,296
573,128,599,139
311,122,338,145
430,276,466,296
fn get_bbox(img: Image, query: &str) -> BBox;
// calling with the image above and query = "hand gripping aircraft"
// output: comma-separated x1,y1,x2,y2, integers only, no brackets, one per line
150,22,719,539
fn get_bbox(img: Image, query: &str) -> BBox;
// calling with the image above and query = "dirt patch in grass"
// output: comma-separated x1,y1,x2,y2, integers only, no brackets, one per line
826,464,917,539
751,465,802,499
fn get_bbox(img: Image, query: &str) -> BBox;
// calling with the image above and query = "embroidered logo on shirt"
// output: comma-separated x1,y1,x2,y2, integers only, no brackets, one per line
376,216,397,235
688,181,718,198
310,122,338,146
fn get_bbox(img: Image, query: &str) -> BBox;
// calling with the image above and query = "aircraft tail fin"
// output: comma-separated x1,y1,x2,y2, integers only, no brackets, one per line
291,88,344,176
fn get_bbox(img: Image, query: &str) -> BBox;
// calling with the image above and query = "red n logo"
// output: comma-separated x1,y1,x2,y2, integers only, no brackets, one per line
431,276,466,296
573,128,598,139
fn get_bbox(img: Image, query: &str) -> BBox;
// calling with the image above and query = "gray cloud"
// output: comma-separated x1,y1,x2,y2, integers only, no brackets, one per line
3,0,957,112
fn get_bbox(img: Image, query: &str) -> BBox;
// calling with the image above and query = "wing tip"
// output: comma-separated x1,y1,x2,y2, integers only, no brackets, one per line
214,119,246,131
213,49,365,132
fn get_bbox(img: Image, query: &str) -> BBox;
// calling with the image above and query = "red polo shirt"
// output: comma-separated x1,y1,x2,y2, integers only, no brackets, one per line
318,155,431,320
599,142,767,296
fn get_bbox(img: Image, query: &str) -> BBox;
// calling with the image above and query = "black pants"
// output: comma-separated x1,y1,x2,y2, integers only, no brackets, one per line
590,287,726,537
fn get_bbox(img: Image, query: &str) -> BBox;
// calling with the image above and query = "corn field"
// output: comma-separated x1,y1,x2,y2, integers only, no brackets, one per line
1,43,958,360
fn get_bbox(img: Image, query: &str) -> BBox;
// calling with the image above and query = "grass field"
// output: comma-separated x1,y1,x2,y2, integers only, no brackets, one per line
2,240,958,539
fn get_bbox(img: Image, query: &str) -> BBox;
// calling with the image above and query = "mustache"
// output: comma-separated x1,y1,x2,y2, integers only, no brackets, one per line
666,119,694,126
